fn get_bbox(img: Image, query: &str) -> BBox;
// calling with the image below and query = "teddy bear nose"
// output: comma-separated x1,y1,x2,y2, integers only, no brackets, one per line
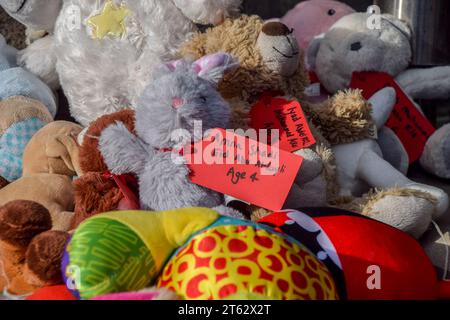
350,42,363,51
171,97,184,109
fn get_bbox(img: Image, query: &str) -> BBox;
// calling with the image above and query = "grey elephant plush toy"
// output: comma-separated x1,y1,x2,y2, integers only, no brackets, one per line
308,12,450,179
99,53,237,211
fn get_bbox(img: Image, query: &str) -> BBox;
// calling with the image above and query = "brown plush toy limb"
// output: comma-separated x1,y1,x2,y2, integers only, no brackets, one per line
0,201,67,296
0,177,8,189
73,110,136,229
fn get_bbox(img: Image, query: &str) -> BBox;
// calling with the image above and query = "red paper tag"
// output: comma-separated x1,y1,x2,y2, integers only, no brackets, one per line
249,96,316,153
185,129,303,211
350,72,436,163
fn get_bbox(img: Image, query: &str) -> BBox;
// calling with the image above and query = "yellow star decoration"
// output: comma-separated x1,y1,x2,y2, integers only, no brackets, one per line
88,0,131,39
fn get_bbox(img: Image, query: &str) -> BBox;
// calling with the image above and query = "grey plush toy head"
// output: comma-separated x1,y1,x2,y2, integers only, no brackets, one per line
309,12,412,93
136,53,238,148
0,0,62,32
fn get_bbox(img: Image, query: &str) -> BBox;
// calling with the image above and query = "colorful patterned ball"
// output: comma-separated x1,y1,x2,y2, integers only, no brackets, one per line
157,220,339,300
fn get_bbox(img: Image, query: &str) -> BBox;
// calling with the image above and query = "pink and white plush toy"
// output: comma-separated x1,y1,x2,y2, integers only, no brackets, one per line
280,0,355,52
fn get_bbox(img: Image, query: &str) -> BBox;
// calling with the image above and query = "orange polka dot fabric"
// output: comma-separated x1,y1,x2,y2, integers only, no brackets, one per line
158,224,339,300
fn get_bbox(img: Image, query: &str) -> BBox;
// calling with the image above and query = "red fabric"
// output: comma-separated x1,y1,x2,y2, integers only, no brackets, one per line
27,286,77,301
103,172,140,210
260,209,444,300
316,214,438,300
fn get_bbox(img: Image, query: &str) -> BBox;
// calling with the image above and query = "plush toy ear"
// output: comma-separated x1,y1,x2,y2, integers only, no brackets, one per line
165,59,185,72
306,35,324,71
46,132,83,177
193,53,239,85
381,14,412,42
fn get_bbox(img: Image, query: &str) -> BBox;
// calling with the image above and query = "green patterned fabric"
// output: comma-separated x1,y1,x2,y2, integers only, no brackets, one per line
67,218,156,300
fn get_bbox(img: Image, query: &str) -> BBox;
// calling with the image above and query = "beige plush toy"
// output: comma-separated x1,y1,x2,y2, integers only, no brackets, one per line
180,15,448,239
0,121,82,231
0,120,82,297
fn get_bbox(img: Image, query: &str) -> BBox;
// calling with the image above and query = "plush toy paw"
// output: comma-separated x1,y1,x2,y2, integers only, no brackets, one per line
0,201,70,296
294,148,324,185
18,35,59,90
420,124,450,179
403,182,449,219
361,189,436,239
0,200,52,295
99,121,148,175
0,200,52,247
25,230,70,286
140,151,223,211
285,176,328,208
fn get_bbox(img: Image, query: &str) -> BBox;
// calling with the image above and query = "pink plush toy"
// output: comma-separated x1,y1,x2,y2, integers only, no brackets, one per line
281,0,355,51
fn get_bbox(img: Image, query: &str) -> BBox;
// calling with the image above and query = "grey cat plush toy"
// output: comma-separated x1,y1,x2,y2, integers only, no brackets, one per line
99,53,238,211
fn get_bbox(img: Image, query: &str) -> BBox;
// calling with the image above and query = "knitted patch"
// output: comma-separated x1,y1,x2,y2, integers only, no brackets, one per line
0,117,47,181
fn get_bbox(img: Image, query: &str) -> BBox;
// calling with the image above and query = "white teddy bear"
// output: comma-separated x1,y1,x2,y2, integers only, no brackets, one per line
306,13,450,238
1,0,242,126
308,12,450,180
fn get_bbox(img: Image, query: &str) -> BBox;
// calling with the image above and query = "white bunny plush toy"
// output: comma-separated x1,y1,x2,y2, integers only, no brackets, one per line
0,0,242,126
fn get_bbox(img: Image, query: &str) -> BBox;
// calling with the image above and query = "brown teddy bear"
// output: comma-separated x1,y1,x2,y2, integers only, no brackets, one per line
179,15,374,212
179,15,448,242
179,15,375,142
0,111,138,297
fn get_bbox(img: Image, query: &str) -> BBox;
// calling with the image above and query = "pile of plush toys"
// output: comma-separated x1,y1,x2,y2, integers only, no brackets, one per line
0,0,449,300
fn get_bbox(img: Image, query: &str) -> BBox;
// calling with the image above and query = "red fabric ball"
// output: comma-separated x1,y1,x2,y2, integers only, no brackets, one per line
27,285,77,301
259,208,450,300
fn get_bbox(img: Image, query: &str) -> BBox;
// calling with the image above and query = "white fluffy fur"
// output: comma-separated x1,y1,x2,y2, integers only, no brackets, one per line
4,0,242,126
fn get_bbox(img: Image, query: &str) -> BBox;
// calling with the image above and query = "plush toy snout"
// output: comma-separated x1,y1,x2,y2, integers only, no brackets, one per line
171,97,184,109
257,21,301,77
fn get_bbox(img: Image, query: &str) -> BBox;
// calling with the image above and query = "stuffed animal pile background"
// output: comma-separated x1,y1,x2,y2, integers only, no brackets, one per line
0,0,449,300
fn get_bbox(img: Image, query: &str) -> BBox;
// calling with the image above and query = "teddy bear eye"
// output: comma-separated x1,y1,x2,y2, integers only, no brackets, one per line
328,9,336,16
200,96,207,103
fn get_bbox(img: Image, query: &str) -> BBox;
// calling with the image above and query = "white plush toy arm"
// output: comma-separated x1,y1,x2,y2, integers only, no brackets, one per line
99,121,150,175
357,149,411,189
396,66,450,100
17,35,59,90
368,87,397,130
173,0,242,25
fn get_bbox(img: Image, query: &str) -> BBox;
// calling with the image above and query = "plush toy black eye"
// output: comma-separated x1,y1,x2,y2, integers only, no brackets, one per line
328,9,336,16
200,96,207,103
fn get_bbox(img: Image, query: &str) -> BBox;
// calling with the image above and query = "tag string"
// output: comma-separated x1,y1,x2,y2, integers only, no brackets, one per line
431,220,450,281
